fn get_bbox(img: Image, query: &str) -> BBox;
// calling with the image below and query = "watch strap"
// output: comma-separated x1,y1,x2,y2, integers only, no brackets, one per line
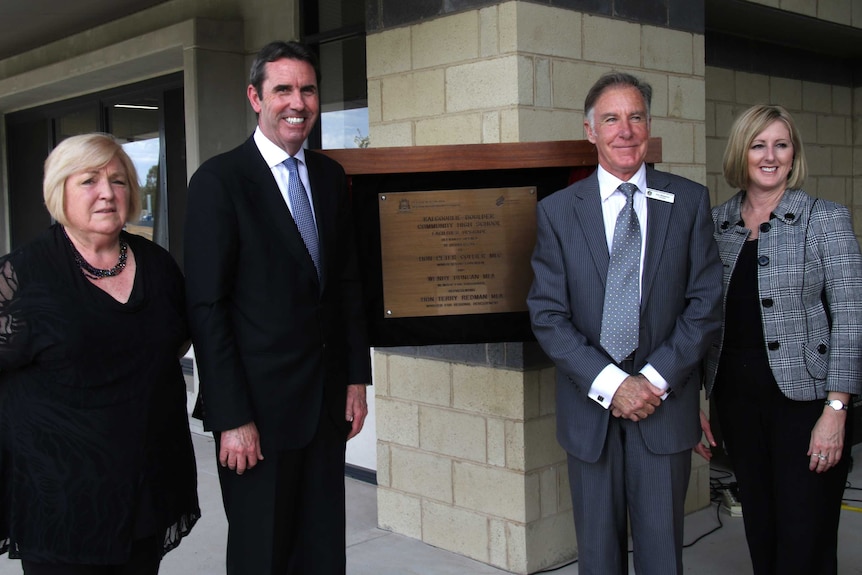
824,399,848,411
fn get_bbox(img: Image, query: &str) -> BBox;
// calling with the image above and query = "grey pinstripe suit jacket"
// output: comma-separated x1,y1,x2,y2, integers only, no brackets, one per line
528,168,723,463
704,188,862,401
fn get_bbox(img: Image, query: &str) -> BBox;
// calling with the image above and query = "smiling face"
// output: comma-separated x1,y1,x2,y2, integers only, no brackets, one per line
585,85,650,181
248,57,320,156
63,155,130,237
746,119,794,196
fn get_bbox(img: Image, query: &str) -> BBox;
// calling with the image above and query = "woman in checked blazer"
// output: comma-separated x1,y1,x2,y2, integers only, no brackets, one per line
704,104,861,575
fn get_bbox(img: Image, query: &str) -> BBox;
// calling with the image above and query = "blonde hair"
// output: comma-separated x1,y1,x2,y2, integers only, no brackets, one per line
722,104,807,191
43,133,142,226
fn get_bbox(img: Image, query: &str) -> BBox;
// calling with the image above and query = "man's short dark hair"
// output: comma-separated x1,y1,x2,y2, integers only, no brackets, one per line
584,72,652,129
249,40,321,98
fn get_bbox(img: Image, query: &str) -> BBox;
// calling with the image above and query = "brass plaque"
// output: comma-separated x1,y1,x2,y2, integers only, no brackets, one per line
378,187,537,318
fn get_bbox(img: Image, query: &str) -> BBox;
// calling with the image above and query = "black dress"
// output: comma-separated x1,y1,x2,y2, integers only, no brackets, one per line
0,224,200,565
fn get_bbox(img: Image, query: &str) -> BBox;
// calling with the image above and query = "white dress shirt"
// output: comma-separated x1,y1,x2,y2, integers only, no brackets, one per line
588,164,670,408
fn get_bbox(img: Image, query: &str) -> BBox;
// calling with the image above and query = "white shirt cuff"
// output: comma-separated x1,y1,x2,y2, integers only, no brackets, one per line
588,364,628,409
640,363,670,400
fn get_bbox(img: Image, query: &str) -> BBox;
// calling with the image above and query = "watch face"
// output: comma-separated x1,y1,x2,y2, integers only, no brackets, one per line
827,399,847,410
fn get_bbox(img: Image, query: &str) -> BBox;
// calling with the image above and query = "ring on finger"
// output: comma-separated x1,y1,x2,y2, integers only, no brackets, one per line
817,454,827,461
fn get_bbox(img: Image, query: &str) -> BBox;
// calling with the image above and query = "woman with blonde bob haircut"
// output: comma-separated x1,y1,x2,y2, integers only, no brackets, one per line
703,104,861,574
722,104,807,191
43,133,142,227
0,133,199,574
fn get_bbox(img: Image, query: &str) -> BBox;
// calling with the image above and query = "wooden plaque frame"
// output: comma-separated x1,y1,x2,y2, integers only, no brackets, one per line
320,138,662,346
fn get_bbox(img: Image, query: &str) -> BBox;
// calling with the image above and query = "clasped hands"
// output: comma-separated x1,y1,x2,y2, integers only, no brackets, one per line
610,373,664,421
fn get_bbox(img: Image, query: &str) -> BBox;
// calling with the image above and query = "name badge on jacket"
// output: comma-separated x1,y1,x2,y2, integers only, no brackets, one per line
646,188,675,203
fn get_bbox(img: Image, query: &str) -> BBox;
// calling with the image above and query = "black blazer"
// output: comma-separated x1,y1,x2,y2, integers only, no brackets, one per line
184,136,371,452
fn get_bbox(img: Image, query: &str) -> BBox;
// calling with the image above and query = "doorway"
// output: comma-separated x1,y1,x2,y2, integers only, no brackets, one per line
4,73,186,264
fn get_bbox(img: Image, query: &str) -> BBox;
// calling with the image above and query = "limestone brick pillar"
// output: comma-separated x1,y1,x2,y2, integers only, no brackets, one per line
374,344,574,574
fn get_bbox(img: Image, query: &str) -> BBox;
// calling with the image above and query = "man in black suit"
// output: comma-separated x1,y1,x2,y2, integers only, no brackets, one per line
184,40,371,575
527,72,722,574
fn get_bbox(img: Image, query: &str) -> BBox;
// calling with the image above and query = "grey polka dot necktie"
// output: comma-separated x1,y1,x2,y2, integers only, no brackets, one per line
600,182,641,363
284,157,321,278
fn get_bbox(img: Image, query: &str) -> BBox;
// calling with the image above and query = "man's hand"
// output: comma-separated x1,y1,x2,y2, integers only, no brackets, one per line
610,374,663,421
220,421,264,475
346,384,369,440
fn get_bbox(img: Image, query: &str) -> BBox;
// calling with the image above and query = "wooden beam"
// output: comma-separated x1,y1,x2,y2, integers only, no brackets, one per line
319,138,663,175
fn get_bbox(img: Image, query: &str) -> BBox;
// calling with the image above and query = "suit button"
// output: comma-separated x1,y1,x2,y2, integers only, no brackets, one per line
762,298,774,308
758,255,770,266
768,341,780,351
760,222,771,233
818,344,827,354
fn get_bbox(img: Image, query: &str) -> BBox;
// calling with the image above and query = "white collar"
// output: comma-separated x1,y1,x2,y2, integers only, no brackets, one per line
253,127,307,168
597,164,648,202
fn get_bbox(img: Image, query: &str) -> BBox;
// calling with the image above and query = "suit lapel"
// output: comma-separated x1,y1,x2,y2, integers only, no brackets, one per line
242,139,321,286
641,168,672,308
305,151,330,287
573,173,611,285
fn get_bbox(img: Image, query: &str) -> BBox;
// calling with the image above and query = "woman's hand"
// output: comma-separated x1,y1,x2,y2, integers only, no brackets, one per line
807,397,848,473
693,408,716,461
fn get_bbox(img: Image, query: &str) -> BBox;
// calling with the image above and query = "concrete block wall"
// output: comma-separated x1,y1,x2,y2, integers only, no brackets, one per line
374,351,574,574
705,66,860,238
366,1,707,183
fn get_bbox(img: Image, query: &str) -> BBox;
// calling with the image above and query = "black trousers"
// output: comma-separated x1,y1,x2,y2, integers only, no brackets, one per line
216,412,348,575
714,348,850,575
22,535,161,575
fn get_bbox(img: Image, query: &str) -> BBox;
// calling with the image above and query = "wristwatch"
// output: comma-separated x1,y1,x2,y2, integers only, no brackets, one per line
824,399,848,411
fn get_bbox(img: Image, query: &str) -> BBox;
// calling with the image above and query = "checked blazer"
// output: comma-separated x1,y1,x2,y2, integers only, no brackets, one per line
705,188,862,401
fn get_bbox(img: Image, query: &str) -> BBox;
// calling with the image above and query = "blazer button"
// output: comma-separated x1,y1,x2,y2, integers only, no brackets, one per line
758,255,770,266
785,213,795,221
818,344,827,354
760,222,771,233
768,341,780,351
761,298,774,307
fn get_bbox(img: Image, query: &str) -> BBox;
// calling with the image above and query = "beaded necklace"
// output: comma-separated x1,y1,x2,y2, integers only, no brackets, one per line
63,229,128,280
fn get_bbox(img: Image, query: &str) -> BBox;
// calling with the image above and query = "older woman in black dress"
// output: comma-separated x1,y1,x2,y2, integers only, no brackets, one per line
705,105,860,574
0,133,199,574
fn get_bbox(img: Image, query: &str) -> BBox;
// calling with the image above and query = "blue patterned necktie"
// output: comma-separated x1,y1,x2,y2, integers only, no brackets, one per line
600,182,641,363
283,157,320,278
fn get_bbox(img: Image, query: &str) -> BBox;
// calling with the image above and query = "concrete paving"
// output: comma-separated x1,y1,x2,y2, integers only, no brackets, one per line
1,433,861,574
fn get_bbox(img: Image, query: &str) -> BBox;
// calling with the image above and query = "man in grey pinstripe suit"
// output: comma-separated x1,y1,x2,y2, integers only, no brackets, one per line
527,72,723,574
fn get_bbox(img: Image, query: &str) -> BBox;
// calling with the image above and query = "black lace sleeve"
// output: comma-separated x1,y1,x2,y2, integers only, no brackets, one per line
0,258,21,354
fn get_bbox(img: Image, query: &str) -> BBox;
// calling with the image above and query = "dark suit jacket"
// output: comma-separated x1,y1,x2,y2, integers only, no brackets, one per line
527,167,722,462
184,136,371,453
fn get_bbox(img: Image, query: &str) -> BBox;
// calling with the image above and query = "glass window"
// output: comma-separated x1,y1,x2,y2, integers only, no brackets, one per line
319,35,369,149
5,74,182,253
303,0,367,150
107,98,162,242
